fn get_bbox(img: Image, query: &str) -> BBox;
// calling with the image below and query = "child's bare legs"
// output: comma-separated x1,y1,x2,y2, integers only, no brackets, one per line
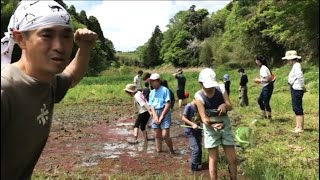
162,128,174,153
154,128,162,152
133,127,139,141
223,145,237,180
178,99,183,108
178,99,187,108
208,147,219,180
141,130,147,141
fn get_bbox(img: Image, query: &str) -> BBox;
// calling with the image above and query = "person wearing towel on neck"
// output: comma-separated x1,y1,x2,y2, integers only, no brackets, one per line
1,1,97,179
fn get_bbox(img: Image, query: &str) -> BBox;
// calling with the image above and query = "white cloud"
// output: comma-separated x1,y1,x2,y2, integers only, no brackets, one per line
65,1,231,51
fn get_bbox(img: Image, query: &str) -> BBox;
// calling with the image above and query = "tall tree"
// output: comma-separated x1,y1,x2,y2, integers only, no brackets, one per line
78,10,89,25
199,41,213,67
143,25,163,67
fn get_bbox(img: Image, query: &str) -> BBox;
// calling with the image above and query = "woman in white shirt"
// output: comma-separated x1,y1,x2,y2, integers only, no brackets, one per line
254,55,274,119
282,50,306,133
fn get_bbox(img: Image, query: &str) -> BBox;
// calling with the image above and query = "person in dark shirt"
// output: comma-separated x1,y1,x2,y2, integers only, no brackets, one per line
238,68,249,106
143,72,153,90
142,81,151,102
161,80,175,110
173,68,186,108
223,74,231,96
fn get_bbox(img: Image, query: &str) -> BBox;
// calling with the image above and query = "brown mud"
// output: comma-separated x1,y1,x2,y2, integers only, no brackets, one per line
35,104,245,179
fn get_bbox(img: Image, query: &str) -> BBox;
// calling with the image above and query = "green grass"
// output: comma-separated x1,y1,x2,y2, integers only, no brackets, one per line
50,64,318,179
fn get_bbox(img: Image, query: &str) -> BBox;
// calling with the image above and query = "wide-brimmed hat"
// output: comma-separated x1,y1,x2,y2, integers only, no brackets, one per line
123,84,137,93
149,73,160,80
198,68,219,88
282,50,302,60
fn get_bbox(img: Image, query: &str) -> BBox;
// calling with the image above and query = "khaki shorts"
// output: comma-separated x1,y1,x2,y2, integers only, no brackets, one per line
203,115,235,148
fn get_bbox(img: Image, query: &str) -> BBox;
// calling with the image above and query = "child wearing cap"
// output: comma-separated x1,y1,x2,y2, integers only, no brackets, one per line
124,84,152,143
148,73,174,154
223,74,231,96
194,68,237,180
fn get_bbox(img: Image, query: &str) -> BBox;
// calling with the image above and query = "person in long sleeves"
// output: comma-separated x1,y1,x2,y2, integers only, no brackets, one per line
282,50,307,133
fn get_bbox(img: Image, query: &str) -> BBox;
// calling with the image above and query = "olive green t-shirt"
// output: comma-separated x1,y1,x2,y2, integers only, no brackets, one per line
1,64,71,180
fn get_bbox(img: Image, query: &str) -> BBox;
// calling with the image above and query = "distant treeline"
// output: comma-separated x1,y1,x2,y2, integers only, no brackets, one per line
1,0,318,75
132,0,319,69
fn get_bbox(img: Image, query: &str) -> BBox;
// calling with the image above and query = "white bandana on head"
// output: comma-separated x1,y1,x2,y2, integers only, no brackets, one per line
1,0,73,64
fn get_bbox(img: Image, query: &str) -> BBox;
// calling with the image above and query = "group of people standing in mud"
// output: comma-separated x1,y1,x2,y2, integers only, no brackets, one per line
124,67,238,179
124,51,306,180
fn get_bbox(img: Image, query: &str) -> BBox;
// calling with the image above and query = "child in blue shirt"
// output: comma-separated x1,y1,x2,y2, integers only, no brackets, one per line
148,73,174,154
181,99,202,171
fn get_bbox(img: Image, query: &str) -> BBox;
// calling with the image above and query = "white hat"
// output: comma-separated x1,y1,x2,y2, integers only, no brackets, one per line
282,50,302,60
1,1,72,64
123,84,137,93
198,68,219,88
149,73,160,80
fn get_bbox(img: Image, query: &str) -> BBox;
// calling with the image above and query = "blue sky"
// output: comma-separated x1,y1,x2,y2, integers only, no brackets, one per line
65,1,231,52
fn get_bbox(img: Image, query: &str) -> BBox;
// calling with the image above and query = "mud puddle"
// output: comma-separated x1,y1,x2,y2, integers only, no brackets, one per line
35,110,245,179
35,117,194,175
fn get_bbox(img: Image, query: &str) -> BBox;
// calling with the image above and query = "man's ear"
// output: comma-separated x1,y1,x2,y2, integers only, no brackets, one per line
12,31,27,49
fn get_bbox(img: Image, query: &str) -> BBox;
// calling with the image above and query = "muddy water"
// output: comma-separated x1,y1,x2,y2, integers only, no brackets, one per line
35,115,197,174
35,109,245,179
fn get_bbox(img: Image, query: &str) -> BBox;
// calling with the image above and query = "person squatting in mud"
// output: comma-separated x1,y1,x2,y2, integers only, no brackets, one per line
123,84,152,143
181,99,203,172
1,1,97,179
195,68,238,180
148,73,175,154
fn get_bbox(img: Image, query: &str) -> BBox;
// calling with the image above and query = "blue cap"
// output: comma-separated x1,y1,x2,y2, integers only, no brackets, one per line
223,74,230,81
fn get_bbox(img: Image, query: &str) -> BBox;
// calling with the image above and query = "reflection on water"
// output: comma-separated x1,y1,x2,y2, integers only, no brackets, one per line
78,119,190,168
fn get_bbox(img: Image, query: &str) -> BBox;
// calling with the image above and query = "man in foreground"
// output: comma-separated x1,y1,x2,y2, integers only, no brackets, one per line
1,1,97,179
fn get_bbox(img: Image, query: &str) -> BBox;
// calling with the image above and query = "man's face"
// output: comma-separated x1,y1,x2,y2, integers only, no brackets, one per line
23,25,74,75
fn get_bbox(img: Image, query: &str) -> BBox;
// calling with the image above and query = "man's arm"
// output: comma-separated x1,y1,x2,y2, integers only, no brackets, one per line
63,28,97,88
